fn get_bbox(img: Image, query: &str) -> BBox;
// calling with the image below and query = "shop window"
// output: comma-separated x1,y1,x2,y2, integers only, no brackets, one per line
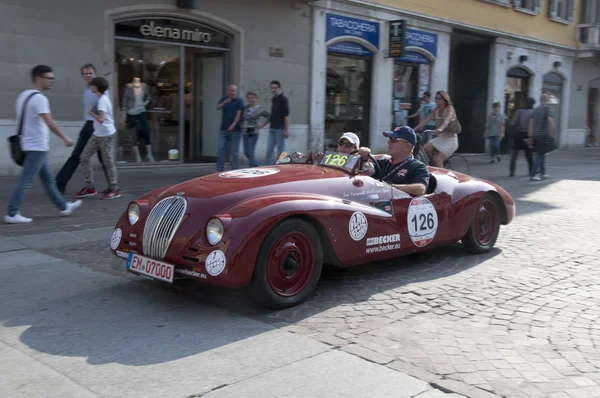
324,54,371,151
391,63,419,129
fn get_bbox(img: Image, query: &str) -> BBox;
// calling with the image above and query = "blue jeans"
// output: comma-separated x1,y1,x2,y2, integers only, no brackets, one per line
488,136,501,158
216,130,242,171
265,128,286,165
531,152,547,177
7,151,67,217
243,133,259,167
127,112,151,144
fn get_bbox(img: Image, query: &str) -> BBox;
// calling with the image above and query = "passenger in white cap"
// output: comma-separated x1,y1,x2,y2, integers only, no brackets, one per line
337,132,360,154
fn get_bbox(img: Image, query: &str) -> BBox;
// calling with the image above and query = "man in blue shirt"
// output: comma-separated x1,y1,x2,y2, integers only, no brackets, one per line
216,85,244,171
417,92,436,132
265,80,290,165
55,64,111,194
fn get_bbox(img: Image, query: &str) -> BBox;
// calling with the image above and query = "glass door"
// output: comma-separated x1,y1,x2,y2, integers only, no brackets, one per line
114,39,181,163
325,54,372,151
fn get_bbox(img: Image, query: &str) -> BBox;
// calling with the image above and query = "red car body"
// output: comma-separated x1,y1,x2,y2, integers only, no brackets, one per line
110,151,515,308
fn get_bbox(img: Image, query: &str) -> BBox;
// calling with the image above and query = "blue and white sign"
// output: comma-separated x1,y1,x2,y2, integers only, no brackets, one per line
395,28,437,64
326,13,380,55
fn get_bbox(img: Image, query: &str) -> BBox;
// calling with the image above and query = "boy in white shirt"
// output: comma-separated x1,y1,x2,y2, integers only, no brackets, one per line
76,77,121,199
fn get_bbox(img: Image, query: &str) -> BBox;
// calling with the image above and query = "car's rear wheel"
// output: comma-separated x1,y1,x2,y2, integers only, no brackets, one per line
249,218,323,309
462,193,501,254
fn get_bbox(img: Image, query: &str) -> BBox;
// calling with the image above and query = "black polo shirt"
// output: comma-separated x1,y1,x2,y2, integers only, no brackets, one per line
374,156,430,188
270,93,290,130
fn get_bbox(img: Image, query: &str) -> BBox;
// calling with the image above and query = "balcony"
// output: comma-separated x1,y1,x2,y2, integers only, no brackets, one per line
577,24,600,57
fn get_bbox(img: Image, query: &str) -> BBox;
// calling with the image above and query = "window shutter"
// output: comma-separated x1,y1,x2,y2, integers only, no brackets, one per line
534,0,541,13
549,0,557,16
567,0,574,21
513,0,522,7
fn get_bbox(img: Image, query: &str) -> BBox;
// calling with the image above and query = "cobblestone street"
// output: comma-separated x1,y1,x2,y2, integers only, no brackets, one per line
2,148,600,398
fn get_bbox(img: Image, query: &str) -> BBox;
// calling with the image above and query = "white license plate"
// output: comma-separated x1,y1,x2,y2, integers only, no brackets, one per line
126,253,174,283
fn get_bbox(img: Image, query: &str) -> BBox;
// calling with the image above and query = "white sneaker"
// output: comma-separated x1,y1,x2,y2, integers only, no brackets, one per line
4,213,33,224
530,176,541,181
60,200,82,216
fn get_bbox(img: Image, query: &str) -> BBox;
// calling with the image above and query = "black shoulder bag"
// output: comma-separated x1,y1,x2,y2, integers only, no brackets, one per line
8,92,39,166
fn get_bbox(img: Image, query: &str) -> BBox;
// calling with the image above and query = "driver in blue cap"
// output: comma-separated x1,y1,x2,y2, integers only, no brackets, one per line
357,126,430,196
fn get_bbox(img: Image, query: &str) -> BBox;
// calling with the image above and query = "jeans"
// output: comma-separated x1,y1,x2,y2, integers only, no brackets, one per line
265,128,286,165
80,134,120,190
55,121,108,190
531,152,547,177
509,137,533,176
7,151,66,216
243,133,259,167
216,130,242,171
488,136,501,158
127,112,151,144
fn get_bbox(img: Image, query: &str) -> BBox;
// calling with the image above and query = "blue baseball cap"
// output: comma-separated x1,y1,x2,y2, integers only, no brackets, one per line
383,126,417,146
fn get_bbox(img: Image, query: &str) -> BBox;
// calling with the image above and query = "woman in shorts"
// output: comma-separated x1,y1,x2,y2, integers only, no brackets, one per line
415,91,460,168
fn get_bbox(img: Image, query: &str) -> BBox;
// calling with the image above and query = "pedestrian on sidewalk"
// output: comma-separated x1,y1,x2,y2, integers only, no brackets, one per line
55,64,113,195
242,90,270,167
508,97,534,177
528,93,555,181
484,102,506,163
264,80,290,165
216,85,244,171
5,65,82,224
76,77,121,199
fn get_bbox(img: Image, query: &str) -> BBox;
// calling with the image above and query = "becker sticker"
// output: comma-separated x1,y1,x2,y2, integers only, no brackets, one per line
407,197,438,247
366,234,401,254
110,228,122,250
218,168,280,178
349,212,368,241
205,250,226,276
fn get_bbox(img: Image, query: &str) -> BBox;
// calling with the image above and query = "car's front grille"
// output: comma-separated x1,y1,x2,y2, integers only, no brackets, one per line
142,196,187,260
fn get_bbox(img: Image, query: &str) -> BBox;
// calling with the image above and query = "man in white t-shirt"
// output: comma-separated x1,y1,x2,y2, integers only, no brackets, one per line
76,76,121,199
5,65,82,224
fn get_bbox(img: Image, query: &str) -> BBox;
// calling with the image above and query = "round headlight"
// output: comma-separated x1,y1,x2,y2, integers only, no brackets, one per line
128,203,140,225
206,218,224,246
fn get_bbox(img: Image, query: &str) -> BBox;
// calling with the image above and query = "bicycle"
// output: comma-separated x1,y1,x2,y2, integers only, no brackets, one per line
413,130,471,175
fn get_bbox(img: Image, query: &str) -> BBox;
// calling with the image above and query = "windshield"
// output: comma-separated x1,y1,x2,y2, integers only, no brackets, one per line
275,151,361,174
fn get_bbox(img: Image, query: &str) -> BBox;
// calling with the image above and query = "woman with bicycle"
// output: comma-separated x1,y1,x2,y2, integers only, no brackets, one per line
414,91,460,168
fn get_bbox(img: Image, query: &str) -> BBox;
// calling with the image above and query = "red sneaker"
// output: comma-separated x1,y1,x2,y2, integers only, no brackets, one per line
75,187,97,197
102,190,122,200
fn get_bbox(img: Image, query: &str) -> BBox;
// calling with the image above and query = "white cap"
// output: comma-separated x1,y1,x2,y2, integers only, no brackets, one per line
340,132,360,148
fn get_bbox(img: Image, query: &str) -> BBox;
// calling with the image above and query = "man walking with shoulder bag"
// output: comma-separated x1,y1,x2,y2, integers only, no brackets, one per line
5,65,82,224
509,97,535,177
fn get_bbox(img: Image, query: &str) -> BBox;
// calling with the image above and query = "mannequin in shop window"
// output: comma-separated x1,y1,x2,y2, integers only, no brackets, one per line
122,77,155,162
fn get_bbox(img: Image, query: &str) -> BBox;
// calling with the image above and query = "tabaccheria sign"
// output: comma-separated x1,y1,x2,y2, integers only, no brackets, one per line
140,21,212,43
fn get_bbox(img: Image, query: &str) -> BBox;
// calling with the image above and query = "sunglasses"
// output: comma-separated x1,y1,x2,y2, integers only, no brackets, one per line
388,137,402,143
435,96,442,100
338,141,354,148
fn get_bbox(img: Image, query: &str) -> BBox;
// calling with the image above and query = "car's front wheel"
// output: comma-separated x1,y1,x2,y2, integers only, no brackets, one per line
462,193,501,254
249,218,323,309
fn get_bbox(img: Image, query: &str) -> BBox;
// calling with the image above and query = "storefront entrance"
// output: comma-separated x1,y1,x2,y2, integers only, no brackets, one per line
114,18,231,164
325,53,372,151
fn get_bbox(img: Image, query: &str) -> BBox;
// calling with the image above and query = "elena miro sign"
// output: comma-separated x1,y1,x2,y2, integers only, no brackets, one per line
115,19,230,49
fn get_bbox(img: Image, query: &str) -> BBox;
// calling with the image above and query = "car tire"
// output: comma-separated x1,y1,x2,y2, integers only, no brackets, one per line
249,218,323,309
462,193,501,254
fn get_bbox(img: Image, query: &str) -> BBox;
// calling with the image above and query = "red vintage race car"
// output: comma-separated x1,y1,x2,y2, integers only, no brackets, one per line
109,150,515,309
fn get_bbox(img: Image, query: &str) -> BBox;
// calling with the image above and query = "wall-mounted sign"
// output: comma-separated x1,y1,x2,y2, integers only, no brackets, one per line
395,28,438,64
115,19,230,49
326,13,379,56
388,20,406,58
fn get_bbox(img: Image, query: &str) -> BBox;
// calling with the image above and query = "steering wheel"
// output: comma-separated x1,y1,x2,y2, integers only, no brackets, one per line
350,150,382,178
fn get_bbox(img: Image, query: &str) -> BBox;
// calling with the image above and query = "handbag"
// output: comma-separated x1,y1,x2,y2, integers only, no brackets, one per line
441,107,462,134
8,92,39,166
534,135,556,154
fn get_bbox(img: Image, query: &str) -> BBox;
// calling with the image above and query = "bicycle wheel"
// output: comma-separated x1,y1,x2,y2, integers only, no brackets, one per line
444,154,471,175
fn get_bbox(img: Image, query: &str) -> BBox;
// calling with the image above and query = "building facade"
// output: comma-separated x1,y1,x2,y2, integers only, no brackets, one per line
308,0,583,155
0,0,313,175
0,0,593,175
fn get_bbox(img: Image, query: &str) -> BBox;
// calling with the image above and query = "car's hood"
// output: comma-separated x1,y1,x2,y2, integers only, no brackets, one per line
157,165,348,200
